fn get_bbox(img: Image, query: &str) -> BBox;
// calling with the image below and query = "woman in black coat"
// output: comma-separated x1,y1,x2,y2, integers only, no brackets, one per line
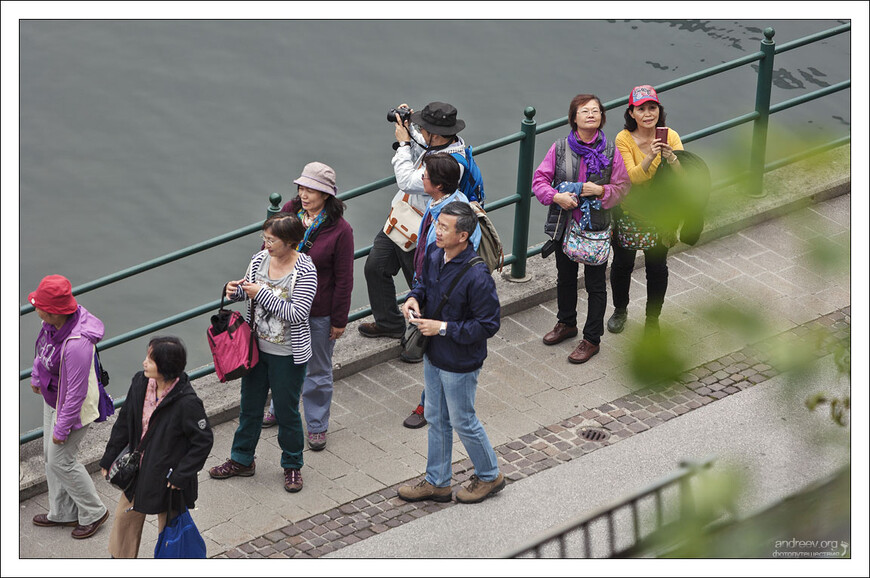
99,336,213,558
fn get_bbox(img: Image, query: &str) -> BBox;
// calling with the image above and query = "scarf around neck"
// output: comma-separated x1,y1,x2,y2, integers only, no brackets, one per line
568,129,610,180
296,208,328,252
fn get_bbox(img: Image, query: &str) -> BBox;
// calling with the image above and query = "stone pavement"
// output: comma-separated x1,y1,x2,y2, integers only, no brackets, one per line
17,193,851,559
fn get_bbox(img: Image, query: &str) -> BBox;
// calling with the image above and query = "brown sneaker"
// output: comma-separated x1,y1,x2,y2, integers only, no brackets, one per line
455,473,506,504
568,339,600,364
284,468,303,493
70,510,109,539
397,479,452,502
209,458,256,479
402,404,427,429
358,322,404,339
543,322,578,345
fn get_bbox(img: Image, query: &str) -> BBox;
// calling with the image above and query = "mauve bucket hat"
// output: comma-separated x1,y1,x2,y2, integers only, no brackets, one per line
294,162,337,196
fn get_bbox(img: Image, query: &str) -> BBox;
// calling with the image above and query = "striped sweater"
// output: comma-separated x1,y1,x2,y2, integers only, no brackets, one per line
231,250,318,364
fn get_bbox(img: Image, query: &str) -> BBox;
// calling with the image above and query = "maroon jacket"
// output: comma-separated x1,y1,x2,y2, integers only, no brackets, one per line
280,202,355,328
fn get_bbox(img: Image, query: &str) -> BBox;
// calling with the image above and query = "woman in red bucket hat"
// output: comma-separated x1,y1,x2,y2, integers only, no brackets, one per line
28,274,110,539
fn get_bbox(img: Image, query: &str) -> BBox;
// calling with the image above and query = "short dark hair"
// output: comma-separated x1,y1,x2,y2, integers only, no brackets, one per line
623,102,667,132
263,212,305,246
569,94,606,133
423,153,461,195
439,201,477,239
148,336,187,380
287,191,346,222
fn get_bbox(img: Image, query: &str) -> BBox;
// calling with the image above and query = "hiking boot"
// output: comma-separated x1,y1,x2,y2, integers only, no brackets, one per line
358,322,404,339
307,431,326,451
209,458,256,479
607,308,628,333
542,322,578,345
397,479,452,503
402,404,427,429
568,339,600,364
262,411,277,428
455,473,506,504
399,349,423,363
32,513,77,527
284,468,303,493
70,510,109,540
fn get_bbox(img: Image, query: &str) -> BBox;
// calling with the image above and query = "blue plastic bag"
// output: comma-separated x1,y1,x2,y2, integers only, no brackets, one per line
154,492,206,559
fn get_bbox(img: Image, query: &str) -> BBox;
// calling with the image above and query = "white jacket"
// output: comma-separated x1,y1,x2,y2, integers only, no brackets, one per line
390,125,467,214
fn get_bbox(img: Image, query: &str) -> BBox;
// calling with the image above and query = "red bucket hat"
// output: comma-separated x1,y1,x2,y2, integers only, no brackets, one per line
29,274,78,314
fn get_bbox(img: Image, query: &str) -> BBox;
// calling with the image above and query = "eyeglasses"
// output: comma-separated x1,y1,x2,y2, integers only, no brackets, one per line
261,234,282,247
578,108,601,116
421,173,430,181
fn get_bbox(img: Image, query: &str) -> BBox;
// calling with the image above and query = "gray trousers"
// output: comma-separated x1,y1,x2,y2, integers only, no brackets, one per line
43,403,107,525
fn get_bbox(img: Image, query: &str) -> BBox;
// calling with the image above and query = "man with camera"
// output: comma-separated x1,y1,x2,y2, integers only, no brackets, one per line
359,101,471,341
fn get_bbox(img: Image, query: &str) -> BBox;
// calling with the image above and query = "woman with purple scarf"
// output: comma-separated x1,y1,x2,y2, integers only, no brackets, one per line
532,94,631,364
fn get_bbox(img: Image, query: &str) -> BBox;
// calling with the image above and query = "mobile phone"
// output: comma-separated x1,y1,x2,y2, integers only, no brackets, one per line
655,126,669,144
408,309,418,320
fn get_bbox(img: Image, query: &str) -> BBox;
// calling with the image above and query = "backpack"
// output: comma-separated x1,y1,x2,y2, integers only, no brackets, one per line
451,146,485,205
469,201,504,273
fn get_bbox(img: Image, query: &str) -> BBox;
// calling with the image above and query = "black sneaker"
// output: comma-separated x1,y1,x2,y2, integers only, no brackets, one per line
403,404,427,429
358,322,404,339
607,308,628,333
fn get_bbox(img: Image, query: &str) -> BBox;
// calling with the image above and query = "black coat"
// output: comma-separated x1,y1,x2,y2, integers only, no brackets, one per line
99,371,214,514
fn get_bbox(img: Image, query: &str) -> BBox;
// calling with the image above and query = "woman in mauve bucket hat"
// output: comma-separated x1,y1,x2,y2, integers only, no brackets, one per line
28,274,110,539
261,162,354,455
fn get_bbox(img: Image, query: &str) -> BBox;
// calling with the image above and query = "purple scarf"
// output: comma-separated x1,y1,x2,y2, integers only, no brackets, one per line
568,129,611,180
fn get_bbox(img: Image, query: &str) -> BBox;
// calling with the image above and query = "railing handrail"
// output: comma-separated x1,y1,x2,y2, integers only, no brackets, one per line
19,22,850,442
503,456,717,558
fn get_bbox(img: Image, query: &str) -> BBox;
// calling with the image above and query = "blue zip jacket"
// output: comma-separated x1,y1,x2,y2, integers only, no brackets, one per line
408,244,501,373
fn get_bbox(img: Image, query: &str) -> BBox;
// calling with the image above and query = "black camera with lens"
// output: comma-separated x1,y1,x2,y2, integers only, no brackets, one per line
387,106,412,125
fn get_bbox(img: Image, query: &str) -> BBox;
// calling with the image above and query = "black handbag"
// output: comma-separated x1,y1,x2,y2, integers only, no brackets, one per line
400,256,484,363
106,417,159,491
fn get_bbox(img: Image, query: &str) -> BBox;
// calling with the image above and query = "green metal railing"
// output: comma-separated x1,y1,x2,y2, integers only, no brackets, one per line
503,456,717,558
19,23,850,443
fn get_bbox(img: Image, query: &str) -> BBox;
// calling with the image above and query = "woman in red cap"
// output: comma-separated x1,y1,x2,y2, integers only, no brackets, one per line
29,274,110,539
608,85,684,335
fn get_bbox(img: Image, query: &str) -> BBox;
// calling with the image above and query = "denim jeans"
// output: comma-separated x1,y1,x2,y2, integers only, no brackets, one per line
610,242,669,318
423,357,499,487
231,350,307,470
363,230,415,332
554,241,608,345
270,316,335,434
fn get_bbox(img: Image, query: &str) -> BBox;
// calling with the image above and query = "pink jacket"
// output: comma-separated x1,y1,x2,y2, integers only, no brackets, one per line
532,139,631,224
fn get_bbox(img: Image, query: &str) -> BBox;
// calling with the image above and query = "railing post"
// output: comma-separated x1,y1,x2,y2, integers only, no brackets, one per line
268,192,284,217
510,106,536,281
749,27,776,198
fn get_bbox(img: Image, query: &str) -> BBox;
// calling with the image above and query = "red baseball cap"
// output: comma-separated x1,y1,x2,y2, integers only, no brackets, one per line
629,85,660,106
29,274,78,314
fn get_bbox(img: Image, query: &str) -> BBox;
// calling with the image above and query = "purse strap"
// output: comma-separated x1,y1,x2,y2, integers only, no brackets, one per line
432,256,484,318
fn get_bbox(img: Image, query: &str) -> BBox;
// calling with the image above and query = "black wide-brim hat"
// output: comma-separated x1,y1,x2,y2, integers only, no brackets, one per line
410,101,466,135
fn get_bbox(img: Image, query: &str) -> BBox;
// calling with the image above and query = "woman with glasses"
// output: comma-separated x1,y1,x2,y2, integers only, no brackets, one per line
533,94,631,364
261,162,354,453
209,212,317,493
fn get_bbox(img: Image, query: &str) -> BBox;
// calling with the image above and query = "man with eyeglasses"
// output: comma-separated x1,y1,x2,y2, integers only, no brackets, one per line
359,101,472,345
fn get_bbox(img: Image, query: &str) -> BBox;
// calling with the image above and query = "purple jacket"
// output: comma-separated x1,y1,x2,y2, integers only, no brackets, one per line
280,202,355,328
532,140,631,221
31,305,105,441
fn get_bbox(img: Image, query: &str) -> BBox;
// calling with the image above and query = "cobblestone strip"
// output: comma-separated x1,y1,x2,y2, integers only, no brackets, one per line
217,307,850,558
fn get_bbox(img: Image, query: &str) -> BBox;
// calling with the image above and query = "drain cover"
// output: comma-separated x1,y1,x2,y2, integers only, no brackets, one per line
578,426,610,442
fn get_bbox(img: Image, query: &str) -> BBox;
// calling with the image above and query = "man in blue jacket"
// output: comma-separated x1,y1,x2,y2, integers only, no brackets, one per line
398,202,504,504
